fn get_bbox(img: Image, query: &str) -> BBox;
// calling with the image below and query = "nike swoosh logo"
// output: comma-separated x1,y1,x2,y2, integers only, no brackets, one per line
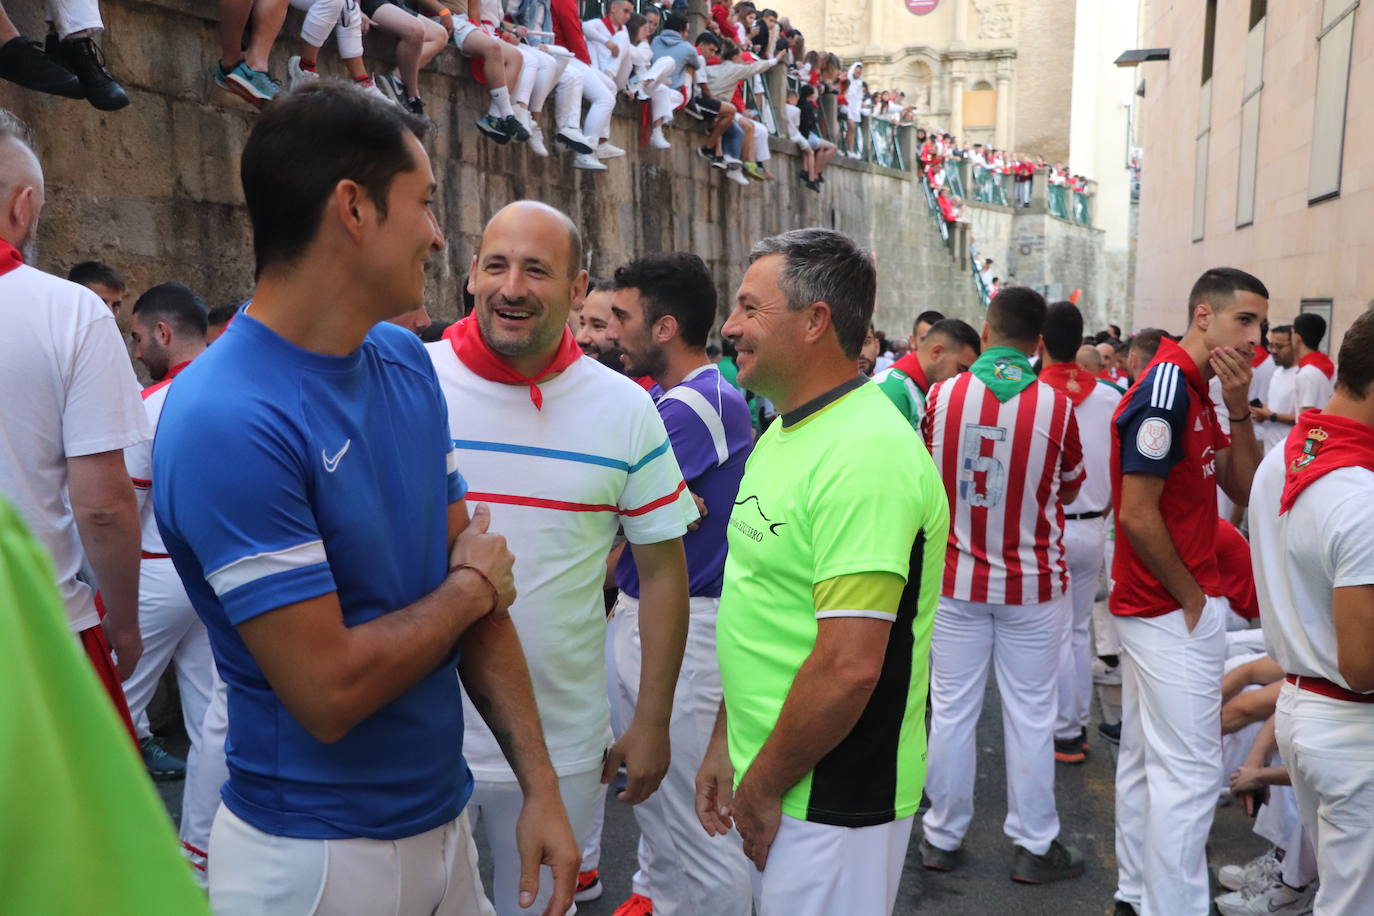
322,439,351,473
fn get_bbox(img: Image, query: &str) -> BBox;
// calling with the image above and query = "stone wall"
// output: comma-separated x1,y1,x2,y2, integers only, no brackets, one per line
0,0,979,334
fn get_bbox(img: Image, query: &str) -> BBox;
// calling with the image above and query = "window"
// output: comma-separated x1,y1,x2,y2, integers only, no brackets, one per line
1309,1,1358,203
1300,299,1334,354
1249,0,1267,29
1201,0,1219,84
1194,0,1219,240
1236,14,1266,226
963,88,997,128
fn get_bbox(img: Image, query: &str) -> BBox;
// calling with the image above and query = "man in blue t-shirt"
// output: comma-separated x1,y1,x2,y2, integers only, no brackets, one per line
605,253,755,916
153,84,578,916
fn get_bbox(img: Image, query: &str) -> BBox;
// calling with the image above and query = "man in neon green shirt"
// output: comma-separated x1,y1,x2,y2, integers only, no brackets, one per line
0,496,209,916
696,229,949,915
874,316,982,430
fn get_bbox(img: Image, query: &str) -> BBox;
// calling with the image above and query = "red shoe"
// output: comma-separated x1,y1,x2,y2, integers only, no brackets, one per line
574,869,602,903
612,893,654,916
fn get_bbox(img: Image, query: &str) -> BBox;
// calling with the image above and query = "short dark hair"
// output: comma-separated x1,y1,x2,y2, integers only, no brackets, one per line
67,261,124,291
417,319,452,343
207,304,239,328
1293,312,1327,351
1186,267,1269,325
241,82,429,277
749,228,876,360
1129,328,1169,364
1109,323,1121,337
1336,306,1374,398
1042,300,1084,362
664,12,689,32
613,253,717,348
587,276,615,294
695,30,720,48
1270,323,1293,338
131,282,209,338
926,318,981,356
914,310,945,333
986,286,1047,346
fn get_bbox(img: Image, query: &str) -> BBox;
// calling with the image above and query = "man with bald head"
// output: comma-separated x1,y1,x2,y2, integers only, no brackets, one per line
0,108,149,738
1095,341,1126,391
1076,344,1103,375
427,200,696,916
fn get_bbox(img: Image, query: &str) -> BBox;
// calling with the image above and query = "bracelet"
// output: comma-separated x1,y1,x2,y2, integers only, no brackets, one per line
438,7,451,15
1228,413,1251,423
452,563,499,613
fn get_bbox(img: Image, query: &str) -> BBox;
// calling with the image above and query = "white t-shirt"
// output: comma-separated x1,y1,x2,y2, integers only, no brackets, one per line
123,371,187,555
583,18,631,77
1294,363,1334,413
1066,381,1124,515
427,345,697,780
1261,364,1297,451
1249,448,1374,691
0,264,151,632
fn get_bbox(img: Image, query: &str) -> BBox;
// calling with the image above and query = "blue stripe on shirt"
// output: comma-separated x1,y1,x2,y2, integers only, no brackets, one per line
453,437,673,473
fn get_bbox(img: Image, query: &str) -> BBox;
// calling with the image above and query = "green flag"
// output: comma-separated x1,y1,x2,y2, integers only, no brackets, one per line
0,497,210,916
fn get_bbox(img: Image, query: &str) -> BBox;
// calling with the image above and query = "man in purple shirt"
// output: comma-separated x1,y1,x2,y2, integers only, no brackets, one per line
606,253,754,916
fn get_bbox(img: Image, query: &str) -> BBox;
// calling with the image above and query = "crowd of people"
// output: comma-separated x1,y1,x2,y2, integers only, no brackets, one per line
4,72,1372,916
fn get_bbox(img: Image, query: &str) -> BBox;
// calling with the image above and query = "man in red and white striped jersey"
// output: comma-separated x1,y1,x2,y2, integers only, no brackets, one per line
918,287,1086,884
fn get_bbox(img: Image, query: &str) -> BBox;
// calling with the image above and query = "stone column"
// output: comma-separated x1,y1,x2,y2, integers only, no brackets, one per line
953,0,969,44
949,73,965,139
687,0,709,37
820,91,839,145
994,71,1011,149
765,63,788,143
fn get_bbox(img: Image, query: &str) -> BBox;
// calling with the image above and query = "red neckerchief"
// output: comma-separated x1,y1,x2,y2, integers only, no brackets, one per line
634,375,656,391
0,238,24,277
1299,351,1335,380
443,315,581,410
141,360,194,400
705,55,722,65
1039,361,1095,406
600,15,621,34
889,351,929,393
1149,336,1209,400
1280,410,1374,514
1251,346,1268,368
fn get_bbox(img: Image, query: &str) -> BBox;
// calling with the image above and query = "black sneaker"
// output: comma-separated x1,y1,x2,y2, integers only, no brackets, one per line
1098,721,1121,746
475,114,512,144
1113,901,1138,916
53,35,129,110
140,736,187,781
1054,732,1087,764
503,114,530,143
680,98,704,119
1010,838,1085,884
918,835,962,872
0,35,83,98
405,96,425,116
805,178,821,193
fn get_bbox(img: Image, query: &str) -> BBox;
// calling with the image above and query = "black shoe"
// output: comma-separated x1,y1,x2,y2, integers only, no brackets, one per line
805,178,821,192
140,736,187,780
680,98,704,119
1010,838,1085,884
54,35,129,110
918,835,962,872
1098,720,1121,746
405,96,425,116
1113,901,1138,916
475,114,512,143
0,35,84,98
503,114,530,143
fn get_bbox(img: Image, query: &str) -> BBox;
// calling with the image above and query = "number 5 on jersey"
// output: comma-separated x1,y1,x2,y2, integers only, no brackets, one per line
959,424,1006,508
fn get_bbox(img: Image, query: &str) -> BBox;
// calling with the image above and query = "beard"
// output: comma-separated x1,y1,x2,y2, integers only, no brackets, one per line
477,295,565,359
19,223,38,264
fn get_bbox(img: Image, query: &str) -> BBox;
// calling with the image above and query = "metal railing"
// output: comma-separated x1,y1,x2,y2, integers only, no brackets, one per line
944,160,966,199
868,118,904,170
971,165,1010,207
1047,184,1070,220
1073,191,1091,225
970,251,992,307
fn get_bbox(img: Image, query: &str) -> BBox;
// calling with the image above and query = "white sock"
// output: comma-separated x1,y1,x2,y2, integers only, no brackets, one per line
488,87,513,118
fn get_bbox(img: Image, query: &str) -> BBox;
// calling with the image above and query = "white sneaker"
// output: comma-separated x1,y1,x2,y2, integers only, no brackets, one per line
1219,848,1282,893
648,126,671,149
1092,657,1122,686
555,126,594,154
725,169,749,186
1214,881,1316,916
527,126,549,157
722,154,742,169
355,78,387,101
287,56,318,92
573,153,608,171
594,142,626,160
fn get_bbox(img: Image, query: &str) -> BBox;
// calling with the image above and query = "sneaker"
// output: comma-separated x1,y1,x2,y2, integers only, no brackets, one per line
503,115,530,143
725,168,749,185
573,869,603,903
918,835,962,871
1215,881,1316,916
54,35,129,110
742,162,765,181
722,154,742,169
1097,720,1121,745
371,70,399,104
1113,901,1138,916
215,59,278,106
475,114,512,144
1054,735,1087,764
648,126,671,149
594,142,626,160
1219,848,1282,893
554,126,594,154
573,152,608,170
1093,657,1122,685
405,96,425,116
1009,838,1085,884
382,75,409,107
0,35,83,98
804,177,821,193
355,77,387,100
526,126,549,157
286,56,318,92
141,736,187,780
680,98,705,119
611,893,653,916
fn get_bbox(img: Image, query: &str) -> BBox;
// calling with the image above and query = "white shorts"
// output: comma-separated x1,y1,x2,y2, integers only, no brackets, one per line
753,815,913,916
452,14,483,55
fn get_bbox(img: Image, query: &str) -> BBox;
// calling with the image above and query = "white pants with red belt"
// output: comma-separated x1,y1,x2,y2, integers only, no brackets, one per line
1113,597,1227,916
1057,517,1105,740
922,594,1068,855
1276,681,1374,915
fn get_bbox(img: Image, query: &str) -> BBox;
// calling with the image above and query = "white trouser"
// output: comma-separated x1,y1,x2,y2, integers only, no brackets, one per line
1225,627,1268,659
754,815,912,916
515,43,560,112
561,58,614,142
1113,596,1227,916
209,804,494,915
608,594,751,915
469,768,603,916
46,0,102,39
600,44,632,91
181,667,229,880
1276,682,1374,914
741,118,770,163
289,0,363,59
1056,517,1105,740
121,557,214,744
554,63,585,131
922,594,1067,855
1253,783,1319,888
1093,533,1120,656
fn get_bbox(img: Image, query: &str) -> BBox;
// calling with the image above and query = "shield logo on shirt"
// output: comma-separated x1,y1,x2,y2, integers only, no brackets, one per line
1136,417,1171,460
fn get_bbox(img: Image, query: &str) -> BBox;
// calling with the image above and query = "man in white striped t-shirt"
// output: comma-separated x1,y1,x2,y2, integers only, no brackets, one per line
918,287,1087,884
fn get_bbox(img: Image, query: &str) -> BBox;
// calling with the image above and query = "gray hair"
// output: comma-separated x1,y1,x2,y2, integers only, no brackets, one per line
0,108,31,148
748,228,876,359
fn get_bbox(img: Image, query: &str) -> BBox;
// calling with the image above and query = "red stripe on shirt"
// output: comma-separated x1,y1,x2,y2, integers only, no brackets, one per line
967,384,1002,603
1000,385,1038,603
622,479,689,516
934,376,969,596
1031,391,1067,603
466,479,688,517
130,476,151,489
